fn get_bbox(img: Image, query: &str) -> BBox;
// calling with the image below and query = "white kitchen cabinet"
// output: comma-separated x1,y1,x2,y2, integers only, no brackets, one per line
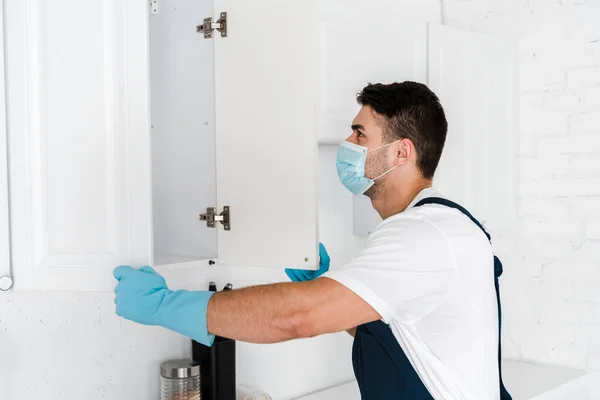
4,0,517,291
352,24,518,236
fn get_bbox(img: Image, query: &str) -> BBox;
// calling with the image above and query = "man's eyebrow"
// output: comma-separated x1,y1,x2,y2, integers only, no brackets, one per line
351,124,365,132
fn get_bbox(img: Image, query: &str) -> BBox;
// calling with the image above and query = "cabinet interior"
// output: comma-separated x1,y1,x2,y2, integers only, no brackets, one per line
149,1,217,266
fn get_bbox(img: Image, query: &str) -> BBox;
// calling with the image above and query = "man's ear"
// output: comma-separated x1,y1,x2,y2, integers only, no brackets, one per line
394,138,414,166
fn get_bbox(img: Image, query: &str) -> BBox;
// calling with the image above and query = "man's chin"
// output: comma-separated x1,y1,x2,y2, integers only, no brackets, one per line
363,185,379,201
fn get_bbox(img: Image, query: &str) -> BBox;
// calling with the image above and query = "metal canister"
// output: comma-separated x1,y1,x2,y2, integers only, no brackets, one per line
160,359,201,400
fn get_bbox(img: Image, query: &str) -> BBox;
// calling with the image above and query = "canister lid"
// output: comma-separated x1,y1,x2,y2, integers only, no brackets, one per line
160,359,201,379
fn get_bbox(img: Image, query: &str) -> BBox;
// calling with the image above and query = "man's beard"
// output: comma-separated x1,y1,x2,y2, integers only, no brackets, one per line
364,182,382,200
363,151,390,200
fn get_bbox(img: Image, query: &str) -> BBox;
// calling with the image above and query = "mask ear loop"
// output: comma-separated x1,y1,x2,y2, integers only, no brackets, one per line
367,139,401,154
372,165,397,181
368,140,401,181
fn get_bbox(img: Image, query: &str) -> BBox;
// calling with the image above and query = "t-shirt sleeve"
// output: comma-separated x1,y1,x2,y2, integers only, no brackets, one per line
322,216,455,324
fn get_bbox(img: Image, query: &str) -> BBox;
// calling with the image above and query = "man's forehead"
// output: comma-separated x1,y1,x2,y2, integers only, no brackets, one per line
353,106,382,128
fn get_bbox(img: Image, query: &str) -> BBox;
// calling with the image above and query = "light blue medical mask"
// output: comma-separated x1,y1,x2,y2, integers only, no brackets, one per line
336,140,399,195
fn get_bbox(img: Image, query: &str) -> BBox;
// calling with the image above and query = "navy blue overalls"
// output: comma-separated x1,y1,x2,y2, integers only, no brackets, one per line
352,197,512,400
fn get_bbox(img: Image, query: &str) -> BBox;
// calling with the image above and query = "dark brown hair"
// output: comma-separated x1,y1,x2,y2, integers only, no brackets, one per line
357,82,448,179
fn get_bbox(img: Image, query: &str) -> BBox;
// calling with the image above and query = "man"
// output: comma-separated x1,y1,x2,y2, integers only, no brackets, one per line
114,82,510,399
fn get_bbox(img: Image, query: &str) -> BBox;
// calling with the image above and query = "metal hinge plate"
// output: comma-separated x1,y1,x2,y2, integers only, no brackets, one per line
199,206,231,230
149,0,158,15
196,12,227,39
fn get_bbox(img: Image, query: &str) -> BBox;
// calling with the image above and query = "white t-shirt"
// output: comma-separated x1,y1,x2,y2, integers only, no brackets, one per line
323,187,500,400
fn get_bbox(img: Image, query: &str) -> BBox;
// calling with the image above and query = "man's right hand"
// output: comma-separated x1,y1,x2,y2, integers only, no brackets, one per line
285,242,330,282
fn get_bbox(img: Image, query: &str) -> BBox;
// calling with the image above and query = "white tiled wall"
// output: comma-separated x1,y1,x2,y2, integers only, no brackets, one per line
444,0,600,371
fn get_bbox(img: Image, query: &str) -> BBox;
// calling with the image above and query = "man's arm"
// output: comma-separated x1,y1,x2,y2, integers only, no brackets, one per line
346,327,357,337
207,277,379,343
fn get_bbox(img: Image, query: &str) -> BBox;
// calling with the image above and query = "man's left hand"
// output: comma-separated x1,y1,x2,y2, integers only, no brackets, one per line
113,265,215,346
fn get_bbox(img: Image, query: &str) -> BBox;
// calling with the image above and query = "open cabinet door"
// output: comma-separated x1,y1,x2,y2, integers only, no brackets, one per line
428,24,518,230
214,1,319,269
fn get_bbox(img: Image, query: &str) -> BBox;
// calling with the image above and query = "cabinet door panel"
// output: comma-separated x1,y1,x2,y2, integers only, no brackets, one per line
214,0,319,269
6,0,151,291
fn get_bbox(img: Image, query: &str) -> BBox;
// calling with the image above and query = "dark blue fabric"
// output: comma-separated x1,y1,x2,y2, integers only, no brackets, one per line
352,320,435,400
351,197,512,400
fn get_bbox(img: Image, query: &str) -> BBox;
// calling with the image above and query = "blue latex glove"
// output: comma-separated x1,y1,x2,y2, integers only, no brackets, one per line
285,242,330,282
113,266,215,346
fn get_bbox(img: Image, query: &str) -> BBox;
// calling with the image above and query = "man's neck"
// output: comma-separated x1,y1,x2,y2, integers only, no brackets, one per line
372,179,433,220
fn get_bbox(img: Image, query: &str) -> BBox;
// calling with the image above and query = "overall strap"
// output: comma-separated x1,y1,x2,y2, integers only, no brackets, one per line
414,197,491,240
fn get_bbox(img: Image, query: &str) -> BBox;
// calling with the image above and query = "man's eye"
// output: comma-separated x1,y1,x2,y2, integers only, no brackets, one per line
356,131,365,138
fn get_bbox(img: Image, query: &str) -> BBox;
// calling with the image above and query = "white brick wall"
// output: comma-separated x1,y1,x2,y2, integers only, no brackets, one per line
445,0,600,371
585,219,600,239
568,66,600,86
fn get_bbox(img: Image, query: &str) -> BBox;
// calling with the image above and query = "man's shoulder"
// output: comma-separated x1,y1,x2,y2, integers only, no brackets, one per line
380,203,453,232
374,199,486,248
360,211,455,274
371,211,450,248
399,198,492,252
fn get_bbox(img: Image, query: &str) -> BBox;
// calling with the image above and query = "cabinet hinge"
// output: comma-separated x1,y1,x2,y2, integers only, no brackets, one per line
196,12,227,39
149,0,158,15
199,206,231,230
